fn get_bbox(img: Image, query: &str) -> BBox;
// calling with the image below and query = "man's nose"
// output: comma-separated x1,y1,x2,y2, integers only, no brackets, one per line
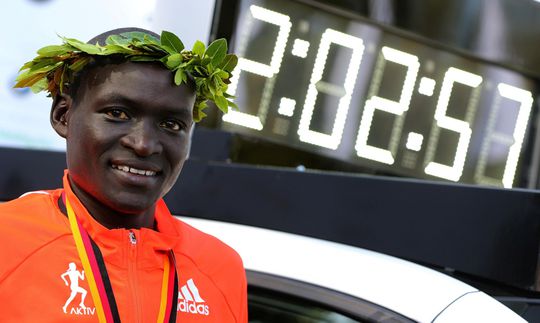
120,120,162,156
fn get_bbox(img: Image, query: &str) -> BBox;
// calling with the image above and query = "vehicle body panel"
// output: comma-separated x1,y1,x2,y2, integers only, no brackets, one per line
180,217,525,322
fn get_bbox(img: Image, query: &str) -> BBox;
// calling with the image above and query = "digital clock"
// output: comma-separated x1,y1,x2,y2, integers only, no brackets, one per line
214,0,539,188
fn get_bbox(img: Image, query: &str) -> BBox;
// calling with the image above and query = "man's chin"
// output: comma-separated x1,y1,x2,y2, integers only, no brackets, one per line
98,187,159,212
106,199,157,215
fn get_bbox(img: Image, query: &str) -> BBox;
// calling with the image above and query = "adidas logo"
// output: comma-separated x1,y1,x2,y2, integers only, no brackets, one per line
177,278,210,316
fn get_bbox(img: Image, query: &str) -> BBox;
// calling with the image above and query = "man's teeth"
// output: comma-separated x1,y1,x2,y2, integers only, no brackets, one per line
112,164,156,176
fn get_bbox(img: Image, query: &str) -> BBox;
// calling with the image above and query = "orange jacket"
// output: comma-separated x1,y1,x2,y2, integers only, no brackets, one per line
0,173,247,322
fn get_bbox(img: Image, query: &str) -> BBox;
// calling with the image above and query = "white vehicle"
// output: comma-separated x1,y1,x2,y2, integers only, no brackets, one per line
180,216,526,323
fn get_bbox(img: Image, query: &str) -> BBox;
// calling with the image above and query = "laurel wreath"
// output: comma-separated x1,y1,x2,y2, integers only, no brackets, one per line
14,31,238,122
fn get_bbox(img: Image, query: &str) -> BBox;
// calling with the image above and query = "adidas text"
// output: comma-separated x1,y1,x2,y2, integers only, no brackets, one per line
178,300,210,316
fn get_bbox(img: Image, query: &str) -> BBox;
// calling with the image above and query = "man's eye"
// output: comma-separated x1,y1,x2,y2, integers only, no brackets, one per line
160,120,182,131
106,109,129,120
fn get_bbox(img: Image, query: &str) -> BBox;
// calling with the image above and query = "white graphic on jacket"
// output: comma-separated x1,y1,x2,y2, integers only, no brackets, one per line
178,278,210,316
60,262,89,314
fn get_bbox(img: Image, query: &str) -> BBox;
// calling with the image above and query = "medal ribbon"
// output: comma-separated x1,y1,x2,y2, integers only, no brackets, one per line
66,195,178,322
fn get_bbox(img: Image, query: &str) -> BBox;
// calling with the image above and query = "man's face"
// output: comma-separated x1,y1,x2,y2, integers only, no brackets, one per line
61,62,195,214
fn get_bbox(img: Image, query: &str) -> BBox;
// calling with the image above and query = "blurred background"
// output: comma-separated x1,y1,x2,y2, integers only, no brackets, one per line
3,0,540,189
0,0,214,151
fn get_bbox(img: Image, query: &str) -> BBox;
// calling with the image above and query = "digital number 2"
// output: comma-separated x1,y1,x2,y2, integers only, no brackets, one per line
355,46,420,164
224,5,291,130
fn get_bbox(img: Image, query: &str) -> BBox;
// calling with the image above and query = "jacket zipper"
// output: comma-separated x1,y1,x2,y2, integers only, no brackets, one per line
128,230,142,322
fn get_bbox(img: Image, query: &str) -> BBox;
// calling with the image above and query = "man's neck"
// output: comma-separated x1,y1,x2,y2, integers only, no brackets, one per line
67,178,156,230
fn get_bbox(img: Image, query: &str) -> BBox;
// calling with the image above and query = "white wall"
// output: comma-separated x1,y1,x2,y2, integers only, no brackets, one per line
0,0,216,151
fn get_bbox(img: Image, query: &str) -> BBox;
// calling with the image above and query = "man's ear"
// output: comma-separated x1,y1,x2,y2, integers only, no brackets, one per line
50,93,73,138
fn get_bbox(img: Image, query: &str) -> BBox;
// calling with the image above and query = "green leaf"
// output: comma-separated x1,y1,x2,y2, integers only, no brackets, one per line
30,78,48,93
187,54,200,64
140,44,166,54
28,58,57,72
129,55,161,62
214,95,228,113
208,84,216,96
99,44,131,55
37,45,71,57
143,34,160,45
205,38,227,66
14,72,46,88
63,37,102,54
23,61,62,76
201,57,212,66
105,34,129,45
15,70,30,82
227,99,239,110
161,30,184,53
218,70,229,78
193,65,208,77
59,67,67,93
212,77,223,95
193,101,208,122
192,40,205,57
120,31,159,43
19,60,35,72
174,69,187,85
218,54,238,72
52,67,63,86
165,53,182,69
160,45,174,55
68,56,92,72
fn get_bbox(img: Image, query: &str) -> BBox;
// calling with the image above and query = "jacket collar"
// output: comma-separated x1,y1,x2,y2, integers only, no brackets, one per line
62,170,181,268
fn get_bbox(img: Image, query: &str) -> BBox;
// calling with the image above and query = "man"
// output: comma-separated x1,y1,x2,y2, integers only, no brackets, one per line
0,28,246,322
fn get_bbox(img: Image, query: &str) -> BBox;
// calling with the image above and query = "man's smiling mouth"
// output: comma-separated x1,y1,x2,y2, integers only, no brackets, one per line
112,164,158,177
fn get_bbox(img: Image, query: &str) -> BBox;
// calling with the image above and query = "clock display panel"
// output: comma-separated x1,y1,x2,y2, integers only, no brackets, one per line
220,0,539,188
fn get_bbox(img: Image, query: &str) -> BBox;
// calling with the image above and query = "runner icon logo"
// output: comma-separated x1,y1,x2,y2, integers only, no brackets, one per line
177,278,210,316
60,262,95,315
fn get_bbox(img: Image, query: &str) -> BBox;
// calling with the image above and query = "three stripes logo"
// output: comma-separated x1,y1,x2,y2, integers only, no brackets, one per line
177,278,210,316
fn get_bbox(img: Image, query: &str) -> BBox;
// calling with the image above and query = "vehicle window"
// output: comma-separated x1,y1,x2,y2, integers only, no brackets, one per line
247,271,415,323
497,297,540,322
249,287,361,322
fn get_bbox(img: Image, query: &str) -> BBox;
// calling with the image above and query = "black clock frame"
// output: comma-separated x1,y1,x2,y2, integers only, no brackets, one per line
207,0,540,189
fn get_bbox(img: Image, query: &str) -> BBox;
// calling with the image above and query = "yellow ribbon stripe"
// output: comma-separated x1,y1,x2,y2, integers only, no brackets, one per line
156,256,171,322
66,198,107,323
